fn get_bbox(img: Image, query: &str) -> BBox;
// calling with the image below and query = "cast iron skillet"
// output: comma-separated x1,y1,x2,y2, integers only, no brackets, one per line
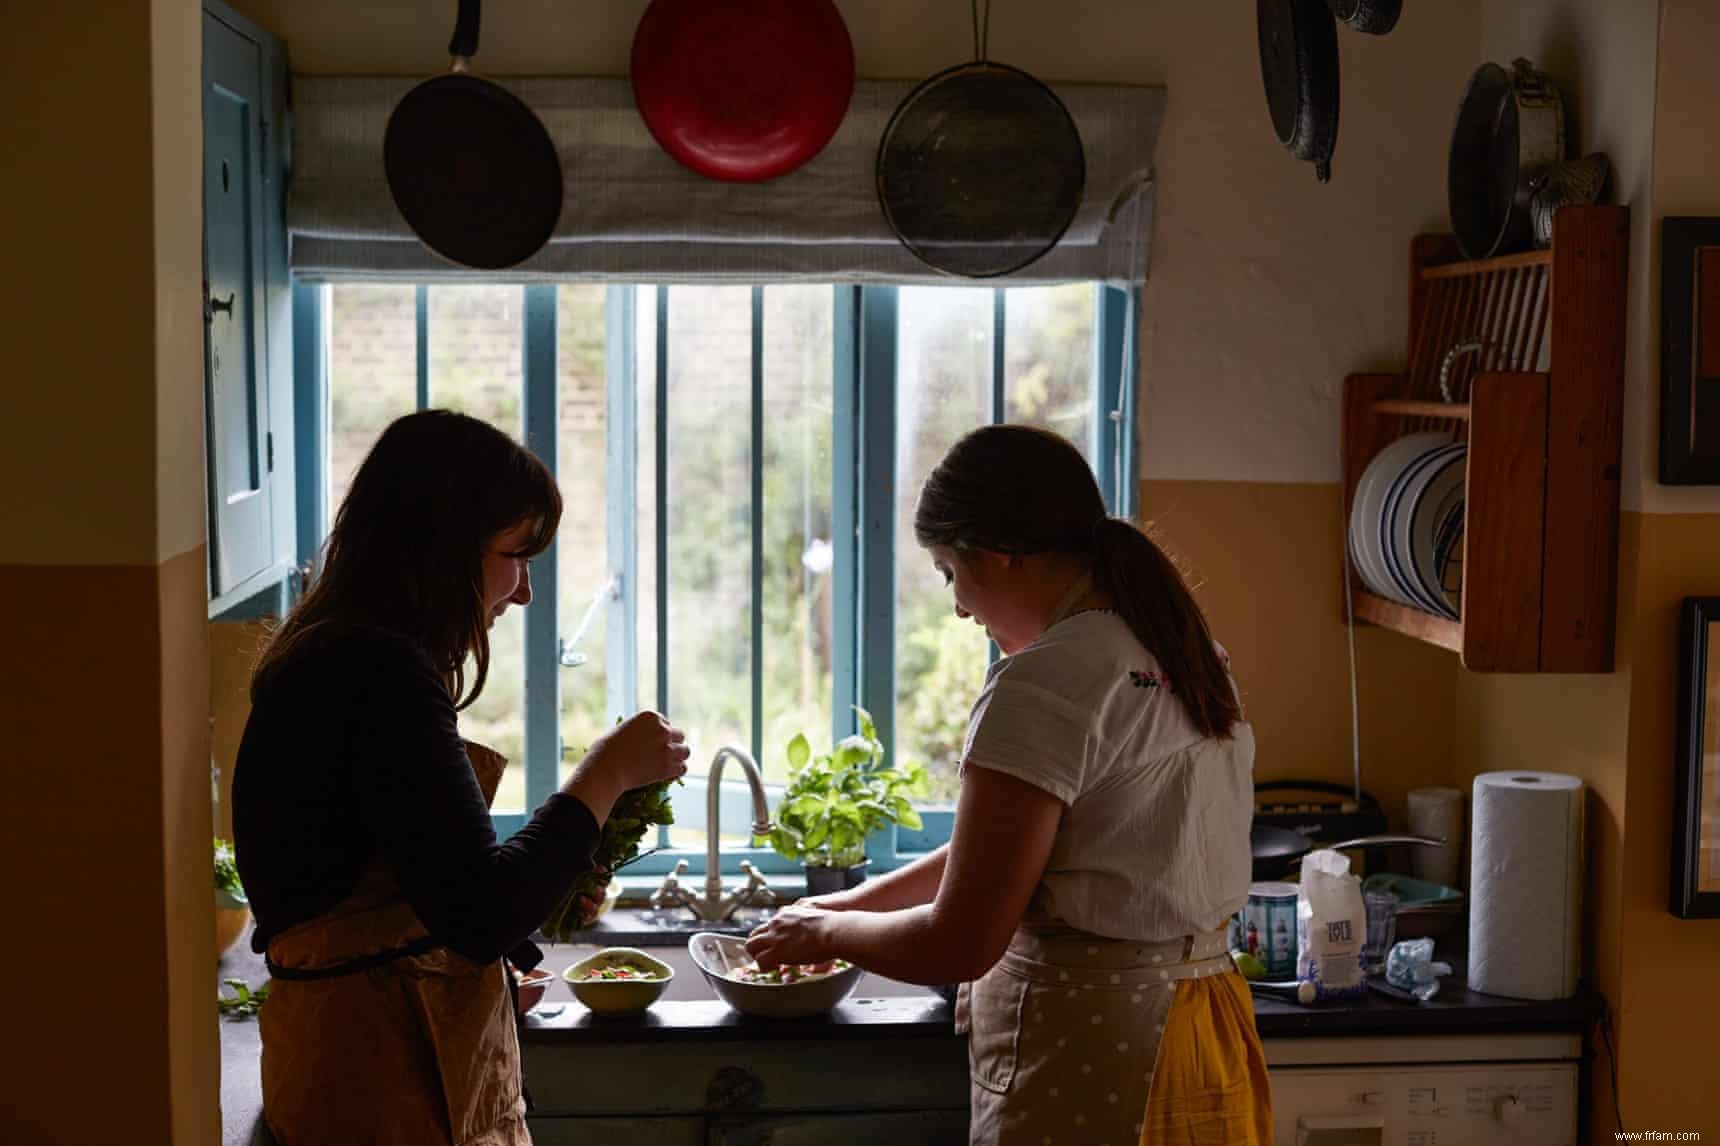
1251,825,1443,883
875,0,1085,278
1257,0,1340,183
1326,0,1401,35
383,0,563,269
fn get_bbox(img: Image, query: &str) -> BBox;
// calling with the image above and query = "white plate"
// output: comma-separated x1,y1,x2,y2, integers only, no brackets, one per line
1407,453,1466,619
1350,432,1454,603
1386,443,1466,614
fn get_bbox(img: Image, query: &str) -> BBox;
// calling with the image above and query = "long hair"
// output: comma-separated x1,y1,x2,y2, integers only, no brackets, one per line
913,424,1240,739
253,410,561,710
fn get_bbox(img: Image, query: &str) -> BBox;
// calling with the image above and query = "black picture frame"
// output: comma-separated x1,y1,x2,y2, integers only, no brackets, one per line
1672,597,1720,917
1661,217,1720,484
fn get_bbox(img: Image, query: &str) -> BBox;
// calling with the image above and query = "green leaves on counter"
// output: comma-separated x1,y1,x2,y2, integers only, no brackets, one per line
218,978,269,1019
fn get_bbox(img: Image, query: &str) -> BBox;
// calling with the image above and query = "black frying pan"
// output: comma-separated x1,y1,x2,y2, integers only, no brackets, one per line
1258,0,1340,183
1326,0,1401,35
1251,824,1443,882
384,0,563,270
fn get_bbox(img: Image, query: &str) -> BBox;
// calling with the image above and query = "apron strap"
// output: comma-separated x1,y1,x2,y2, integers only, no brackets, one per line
265,935,440,981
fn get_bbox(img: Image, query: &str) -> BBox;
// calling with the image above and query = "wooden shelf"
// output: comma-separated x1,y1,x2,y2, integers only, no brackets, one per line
1341,205,1628,673
1352,591,1462,652
1420,247,1553,279
1370,399,1471,420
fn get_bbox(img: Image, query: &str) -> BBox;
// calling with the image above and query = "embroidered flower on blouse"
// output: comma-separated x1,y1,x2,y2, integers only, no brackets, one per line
1128,669,1164,690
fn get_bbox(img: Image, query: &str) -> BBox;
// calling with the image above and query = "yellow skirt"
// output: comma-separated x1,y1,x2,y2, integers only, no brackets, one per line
1139,971,1272,1145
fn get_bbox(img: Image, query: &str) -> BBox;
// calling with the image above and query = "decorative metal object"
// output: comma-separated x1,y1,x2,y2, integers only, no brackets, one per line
1530,154,1612,248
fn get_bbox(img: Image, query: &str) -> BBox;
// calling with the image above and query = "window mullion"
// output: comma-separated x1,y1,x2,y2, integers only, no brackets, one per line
414,285,429,411
831,287,861,749
857,286,899,867
655,285,671,851
291,282,329,564
605,285,638,721
750,286,765,765
522,285,559,815
1095,285,1134,516
991,287,1006,424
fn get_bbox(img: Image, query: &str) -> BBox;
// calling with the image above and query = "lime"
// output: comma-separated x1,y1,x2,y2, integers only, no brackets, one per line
1230,949,1268,981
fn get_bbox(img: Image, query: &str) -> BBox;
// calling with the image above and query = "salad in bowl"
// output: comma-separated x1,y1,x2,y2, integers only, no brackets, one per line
687,932,863,1018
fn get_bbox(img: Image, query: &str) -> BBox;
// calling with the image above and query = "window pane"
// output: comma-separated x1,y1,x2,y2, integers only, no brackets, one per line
556,285,610,783
636,287,660,720
1004,284,1095,460
429,286,526,811
761,286,835,787
328,285,416,516
894,287,994,804
664,287,754,850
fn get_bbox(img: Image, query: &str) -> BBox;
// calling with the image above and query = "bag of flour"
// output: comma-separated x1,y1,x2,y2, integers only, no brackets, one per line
1297,848,1367,1000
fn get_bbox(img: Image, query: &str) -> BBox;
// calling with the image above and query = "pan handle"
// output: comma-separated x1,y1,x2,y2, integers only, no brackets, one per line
1325,833,1445,850
449,0,481,64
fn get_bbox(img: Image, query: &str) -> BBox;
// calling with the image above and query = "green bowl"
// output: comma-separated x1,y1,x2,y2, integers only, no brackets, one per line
562,947,674,1015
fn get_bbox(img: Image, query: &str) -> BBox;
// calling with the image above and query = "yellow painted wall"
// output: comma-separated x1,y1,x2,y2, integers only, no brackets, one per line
0,0,217,1141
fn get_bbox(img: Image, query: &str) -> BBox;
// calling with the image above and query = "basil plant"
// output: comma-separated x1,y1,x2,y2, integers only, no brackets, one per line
767,707,929,870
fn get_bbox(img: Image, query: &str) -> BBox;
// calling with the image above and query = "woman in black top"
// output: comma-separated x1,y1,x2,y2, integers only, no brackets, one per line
234,410,687,1146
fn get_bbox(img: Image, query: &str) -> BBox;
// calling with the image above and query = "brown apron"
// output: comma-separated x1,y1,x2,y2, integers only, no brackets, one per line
956,927,1248,1145
259,742,531,1146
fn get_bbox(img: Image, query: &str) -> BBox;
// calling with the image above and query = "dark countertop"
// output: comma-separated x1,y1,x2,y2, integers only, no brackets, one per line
219,911,1595,1143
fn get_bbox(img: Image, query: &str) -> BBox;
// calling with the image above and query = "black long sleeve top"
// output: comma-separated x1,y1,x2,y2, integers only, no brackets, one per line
233,624,599,965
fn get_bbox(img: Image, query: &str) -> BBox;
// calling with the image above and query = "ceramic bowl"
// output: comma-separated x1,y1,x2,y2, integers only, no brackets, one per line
562,947,674,1015
687,932,862,1019
511,966,554,1016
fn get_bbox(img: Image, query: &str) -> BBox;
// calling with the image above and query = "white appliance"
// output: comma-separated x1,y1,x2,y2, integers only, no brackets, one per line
1265,1032,1580,1145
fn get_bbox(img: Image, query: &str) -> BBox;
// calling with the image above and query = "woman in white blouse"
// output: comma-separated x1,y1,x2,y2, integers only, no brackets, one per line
746,425,1271,1145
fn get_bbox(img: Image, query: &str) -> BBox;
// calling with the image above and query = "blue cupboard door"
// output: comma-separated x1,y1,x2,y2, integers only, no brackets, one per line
202,10,273,596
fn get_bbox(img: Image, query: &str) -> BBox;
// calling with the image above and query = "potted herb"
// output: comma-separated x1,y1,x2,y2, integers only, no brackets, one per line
767,707,929,895
214,837,250,957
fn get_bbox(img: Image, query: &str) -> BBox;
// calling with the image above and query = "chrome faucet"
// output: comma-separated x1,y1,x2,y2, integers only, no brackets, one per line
650,745,781,923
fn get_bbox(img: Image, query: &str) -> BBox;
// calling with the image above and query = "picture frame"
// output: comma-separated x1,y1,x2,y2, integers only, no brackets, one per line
1660,217,1720,484
1672,597,1720,918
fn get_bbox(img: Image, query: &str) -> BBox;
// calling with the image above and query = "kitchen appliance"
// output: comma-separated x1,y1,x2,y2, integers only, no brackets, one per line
1256,779,1390,842
1257,0,1340,182
629,0,854,183
1267,1032,1580,1144
383,0,563,269
1448,58,1568,259
875,0,1085,277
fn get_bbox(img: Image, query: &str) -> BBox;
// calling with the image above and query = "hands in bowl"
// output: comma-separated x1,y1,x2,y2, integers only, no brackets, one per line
743,902,839,970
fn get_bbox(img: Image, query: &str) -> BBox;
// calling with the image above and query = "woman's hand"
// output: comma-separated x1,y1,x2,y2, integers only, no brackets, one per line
744,903,839,969
563,710,689,820
572,867,612,926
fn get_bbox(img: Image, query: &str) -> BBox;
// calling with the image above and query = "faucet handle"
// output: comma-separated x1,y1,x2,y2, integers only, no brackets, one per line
650,859,692,911
731,859,781,909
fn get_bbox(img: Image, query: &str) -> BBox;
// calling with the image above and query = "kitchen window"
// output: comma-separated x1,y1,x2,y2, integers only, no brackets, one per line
301,282,1136,877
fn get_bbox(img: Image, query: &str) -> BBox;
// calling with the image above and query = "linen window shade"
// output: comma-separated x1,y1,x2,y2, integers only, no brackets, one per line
287,76,1162,284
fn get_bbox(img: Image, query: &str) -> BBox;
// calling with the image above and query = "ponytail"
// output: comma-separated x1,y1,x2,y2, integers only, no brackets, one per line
1090,518,1241,740
916,424,1240,741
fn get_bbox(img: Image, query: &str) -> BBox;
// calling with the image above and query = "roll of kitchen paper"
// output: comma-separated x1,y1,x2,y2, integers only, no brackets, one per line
1468,771,1584,1000
1407,786,1465,887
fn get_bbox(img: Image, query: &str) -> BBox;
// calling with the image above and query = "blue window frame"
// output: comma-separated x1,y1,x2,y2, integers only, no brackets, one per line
297,281,1138,874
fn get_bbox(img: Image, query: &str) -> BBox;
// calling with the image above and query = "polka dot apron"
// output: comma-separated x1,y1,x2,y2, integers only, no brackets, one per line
955,927,1260,1145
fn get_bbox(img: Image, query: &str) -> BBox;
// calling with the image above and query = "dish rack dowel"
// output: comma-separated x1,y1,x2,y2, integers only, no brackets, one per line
1340,204,1628,672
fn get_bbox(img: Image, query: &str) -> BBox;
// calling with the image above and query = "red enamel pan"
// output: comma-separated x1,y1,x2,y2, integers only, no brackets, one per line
630,0,855,183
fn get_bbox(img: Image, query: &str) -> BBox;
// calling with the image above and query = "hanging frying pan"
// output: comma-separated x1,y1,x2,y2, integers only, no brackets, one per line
875,0,1085,279
1258,0,1340,183
1326,0,1401,35
383,0,563,270
630,0,854,183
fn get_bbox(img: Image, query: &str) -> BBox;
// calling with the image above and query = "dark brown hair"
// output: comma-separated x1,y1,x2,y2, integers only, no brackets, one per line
913,424,1240,739
253,409,561,710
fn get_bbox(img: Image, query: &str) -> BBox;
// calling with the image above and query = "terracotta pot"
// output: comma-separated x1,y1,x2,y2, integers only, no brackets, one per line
215,904,251,957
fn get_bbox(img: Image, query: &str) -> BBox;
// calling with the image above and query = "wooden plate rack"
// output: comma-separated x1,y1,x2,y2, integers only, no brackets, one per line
1341,205,1629,672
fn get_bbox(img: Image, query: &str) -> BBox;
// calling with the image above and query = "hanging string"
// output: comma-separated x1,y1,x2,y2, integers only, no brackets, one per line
971,0,992,62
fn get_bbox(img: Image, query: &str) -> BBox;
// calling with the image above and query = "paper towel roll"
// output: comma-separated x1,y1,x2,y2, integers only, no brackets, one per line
1408,787,1465,887
1468,771,1584,1000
